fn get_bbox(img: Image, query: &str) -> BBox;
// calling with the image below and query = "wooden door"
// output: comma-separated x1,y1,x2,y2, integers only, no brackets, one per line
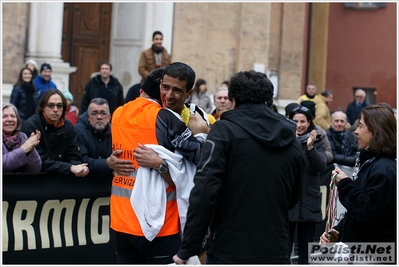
62,3,112,110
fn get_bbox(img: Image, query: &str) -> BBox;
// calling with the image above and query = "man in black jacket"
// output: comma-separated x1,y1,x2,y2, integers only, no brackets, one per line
21,89,89,177
75,98,113,178
327,111,359,169
345,89,370,125
81,61,124,114
173,70,305,264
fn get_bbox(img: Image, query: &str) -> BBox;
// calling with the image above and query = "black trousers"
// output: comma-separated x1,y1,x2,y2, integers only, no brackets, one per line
112,229,181,264
288,221,316,264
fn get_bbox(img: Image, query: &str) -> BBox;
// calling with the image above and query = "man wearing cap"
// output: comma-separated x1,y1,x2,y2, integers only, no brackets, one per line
33,63,57,101
63,90,79,126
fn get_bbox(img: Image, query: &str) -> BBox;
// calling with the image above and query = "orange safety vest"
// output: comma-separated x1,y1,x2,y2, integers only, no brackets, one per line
110,97,179,236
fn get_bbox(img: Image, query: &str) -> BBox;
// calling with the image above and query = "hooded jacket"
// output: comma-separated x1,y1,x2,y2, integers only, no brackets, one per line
177,103,305,264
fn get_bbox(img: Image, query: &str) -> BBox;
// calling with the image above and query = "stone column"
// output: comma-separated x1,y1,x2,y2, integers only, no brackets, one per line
25,2,76,91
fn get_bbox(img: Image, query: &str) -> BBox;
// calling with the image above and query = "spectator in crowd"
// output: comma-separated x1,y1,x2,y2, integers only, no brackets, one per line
211,87,230,120
25,59,39,79
10,67,38,123
33,63,57,101
314,90,333,130
124,83,141,103
63,90,79,126
21,89,89,177
138,30,171,85
75,98,113,178
2,103,41,174
295,101,333,164
186,78,213,113
81,61,124,114
297,84,322,105
173,70,304,264
108,65,208,264
320,106,396,252
221,80,229,88
288,105,326,264
349,102,394,132
346,88,370,125
327,111,359,170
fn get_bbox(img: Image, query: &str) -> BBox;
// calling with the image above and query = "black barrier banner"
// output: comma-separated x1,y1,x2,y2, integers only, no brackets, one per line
2,172,117,264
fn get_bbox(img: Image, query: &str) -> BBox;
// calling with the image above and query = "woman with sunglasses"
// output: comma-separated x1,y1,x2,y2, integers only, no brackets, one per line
287,105,327,264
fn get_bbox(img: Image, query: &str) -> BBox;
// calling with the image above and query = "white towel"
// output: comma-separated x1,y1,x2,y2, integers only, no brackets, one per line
130,144,197,241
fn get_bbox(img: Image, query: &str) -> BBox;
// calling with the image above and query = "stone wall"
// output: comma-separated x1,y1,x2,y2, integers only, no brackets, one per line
172,2,307,102
2,3,29,85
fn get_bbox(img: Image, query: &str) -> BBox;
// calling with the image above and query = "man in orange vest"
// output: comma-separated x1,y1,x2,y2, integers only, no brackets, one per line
108,63,209,264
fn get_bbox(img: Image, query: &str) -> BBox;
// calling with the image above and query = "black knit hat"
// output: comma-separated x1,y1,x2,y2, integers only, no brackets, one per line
285,102,300,117
40,63,52,72
142,68,164,102
300,100,316,118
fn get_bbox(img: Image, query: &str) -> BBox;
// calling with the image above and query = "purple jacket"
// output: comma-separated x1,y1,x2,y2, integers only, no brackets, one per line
2,132,42,174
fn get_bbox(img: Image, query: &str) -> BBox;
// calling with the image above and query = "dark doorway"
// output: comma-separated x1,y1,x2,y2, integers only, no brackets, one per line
61,3,112,110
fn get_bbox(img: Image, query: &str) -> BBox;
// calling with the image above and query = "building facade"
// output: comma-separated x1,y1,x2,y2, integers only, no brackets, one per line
2,2,396,112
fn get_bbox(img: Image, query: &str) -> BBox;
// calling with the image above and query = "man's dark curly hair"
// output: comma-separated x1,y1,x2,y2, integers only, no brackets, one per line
228,70,274,107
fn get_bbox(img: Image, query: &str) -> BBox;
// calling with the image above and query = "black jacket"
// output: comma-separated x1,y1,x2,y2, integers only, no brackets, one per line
326,127,359,166
10,84,38,122
75,112,113,177
177,103,305,264
21,113,81,176
346,100,370,125
81,75,124,114
289,129,326,223
334,151,396,243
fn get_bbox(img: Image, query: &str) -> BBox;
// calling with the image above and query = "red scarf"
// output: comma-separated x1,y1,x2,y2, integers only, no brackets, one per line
42,112,64,129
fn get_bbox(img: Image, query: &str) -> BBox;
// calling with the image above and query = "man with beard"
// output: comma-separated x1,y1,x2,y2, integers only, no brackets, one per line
75,98,113,178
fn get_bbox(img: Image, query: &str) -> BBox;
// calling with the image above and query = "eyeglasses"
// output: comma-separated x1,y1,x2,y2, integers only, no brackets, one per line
88,111,110,116
46,103,64,109
355,95,364,99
